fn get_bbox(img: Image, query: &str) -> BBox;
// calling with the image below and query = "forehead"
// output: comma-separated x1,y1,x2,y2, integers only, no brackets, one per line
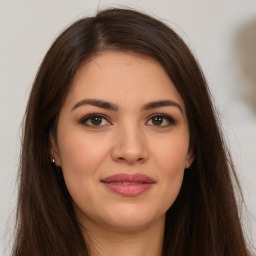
63,51,185,110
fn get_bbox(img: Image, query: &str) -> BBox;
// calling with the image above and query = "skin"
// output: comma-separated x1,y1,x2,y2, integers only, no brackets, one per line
51,51,193,256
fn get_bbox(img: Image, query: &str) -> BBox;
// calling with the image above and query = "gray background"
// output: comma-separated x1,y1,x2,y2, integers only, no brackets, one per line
1,0,256,255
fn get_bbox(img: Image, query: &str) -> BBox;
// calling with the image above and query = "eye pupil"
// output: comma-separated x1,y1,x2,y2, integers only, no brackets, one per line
91,116,102,125
152,116,163,125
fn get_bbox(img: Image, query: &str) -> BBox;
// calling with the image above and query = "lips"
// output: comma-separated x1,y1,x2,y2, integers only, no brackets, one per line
101,173,155,197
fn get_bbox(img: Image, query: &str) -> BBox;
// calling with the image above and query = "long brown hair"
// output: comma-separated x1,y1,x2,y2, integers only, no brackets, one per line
13,8,251,256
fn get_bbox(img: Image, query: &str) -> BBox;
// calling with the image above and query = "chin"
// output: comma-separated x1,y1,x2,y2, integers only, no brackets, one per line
98,203,166,231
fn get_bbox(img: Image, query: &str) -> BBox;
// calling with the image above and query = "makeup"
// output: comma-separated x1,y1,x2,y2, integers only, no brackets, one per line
101,173,155,197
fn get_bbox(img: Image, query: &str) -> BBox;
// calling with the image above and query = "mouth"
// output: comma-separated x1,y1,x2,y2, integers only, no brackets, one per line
101,173,155,197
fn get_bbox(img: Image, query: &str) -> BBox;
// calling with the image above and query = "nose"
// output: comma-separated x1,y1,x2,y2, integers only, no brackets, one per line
111,124,148,165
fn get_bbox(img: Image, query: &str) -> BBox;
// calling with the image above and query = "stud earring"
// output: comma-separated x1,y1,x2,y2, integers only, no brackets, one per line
51,157,56,164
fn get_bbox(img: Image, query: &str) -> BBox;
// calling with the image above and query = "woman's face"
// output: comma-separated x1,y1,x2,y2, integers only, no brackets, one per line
52,51,193,232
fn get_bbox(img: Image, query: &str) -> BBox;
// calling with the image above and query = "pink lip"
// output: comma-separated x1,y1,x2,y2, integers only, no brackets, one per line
101,173,155,197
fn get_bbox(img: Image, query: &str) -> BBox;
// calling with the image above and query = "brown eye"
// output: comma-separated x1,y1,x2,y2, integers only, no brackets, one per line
80,114,111,128
152,116,163,126
146,114,176,127
90,116,103,126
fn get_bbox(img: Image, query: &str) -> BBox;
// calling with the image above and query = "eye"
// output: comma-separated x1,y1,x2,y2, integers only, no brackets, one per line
80,113,111,128
146,114,176,127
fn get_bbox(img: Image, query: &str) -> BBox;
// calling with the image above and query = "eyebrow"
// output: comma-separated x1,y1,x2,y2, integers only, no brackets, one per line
71,99,118,111
142,100,183,114
71,99,183,114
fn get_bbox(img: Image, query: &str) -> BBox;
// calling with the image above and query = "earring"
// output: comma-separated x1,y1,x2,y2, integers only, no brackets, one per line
51,157,56,164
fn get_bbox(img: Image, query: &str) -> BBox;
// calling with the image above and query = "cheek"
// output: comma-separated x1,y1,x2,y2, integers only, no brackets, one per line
58,136,94,196
152,133,189,173
57,133,110,208
57,131,109,174
56,131,111,204
150,134,189,209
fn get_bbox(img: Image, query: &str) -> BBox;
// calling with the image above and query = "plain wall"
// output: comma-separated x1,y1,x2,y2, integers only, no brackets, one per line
1,0,255,254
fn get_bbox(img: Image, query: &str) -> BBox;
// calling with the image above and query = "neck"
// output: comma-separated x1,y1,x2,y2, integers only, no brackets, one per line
82,217,165,256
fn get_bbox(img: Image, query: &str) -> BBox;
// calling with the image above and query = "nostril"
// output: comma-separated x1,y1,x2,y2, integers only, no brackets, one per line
115,156,145,164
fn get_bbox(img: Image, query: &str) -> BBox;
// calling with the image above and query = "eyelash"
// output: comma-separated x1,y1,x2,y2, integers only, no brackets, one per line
79,113,177,129
80,113,111,129
146,113,177,127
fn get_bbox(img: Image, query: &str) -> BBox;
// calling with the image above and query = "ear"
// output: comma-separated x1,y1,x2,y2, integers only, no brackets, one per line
49,131,61,167
185,149,194,169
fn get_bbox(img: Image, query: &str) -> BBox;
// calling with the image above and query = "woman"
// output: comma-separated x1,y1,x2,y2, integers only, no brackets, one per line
13,8,251,256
